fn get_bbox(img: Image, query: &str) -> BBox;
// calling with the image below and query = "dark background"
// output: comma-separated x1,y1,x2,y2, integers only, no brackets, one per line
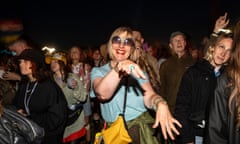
1,0,239,50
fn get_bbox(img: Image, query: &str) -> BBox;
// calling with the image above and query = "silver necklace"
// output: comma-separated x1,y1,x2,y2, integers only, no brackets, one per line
24,81,38,115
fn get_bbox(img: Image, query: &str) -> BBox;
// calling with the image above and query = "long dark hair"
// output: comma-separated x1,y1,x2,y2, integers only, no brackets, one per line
23,60,51,83
50,60,69,83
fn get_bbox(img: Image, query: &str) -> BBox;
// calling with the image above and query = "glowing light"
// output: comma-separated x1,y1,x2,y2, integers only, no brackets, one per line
42,46,56,54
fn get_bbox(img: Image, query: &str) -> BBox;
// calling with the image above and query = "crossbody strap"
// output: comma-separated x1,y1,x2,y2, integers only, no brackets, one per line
122,76,128,115
103,77,129,129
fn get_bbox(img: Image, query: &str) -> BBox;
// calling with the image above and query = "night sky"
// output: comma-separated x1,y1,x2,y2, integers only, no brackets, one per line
1,0,239,50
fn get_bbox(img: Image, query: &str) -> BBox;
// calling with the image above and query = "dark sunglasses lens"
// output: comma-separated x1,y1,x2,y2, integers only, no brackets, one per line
112,36,121,44
124,39,134,46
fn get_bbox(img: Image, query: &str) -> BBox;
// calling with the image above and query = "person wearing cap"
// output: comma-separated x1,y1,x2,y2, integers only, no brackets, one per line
158,31,195,144
47,51,89,143
175,31,233,144
159,31,195,115
174,13,233,144
7,34,36,56
12,48,68,144
2,34,38,83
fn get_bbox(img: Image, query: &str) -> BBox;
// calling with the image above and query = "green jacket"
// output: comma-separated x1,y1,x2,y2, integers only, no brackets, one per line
159,54,195,114
58,73,88,140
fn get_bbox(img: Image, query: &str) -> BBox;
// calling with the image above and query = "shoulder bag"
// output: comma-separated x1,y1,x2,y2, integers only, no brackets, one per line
101,77,132,144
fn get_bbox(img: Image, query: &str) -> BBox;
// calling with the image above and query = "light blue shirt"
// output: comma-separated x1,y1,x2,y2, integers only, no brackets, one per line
90,63,149,122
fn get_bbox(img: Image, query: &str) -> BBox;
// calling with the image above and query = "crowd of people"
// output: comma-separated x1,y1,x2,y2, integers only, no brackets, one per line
0,12,239,144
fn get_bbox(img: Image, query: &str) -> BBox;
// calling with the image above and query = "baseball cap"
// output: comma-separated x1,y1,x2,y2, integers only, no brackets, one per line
169,31,186,41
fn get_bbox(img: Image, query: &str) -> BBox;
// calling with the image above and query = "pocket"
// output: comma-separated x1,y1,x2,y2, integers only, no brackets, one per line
189,111,205,128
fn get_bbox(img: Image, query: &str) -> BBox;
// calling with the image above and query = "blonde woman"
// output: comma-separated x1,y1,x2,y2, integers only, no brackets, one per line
90,27,181,144
208,19,240,144
174,13,233,144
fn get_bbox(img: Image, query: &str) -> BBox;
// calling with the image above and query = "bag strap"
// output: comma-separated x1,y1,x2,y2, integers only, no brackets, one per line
103,77,129,130
122,76,128,115
121,77,130,130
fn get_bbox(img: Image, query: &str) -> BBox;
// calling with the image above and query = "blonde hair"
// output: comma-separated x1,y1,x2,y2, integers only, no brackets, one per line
204,32,233,63
107,27,135,60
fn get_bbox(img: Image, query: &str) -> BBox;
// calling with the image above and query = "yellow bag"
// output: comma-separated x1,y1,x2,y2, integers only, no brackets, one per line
101,77,132,144
101,115,132,144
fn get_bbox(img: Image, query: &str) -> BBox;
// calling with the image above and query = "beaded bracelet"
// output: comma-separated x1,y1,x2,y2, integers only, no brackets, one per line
152,96,167,111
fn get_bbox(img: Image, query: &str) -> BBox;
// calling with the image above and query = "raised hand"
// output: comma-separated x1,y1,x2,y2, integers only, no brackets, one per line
214,12,229,33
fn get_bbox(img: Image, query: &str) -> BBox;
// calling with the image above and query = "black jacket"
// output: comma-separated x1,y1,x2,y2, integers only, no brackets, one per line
0,108,44,144
174,59,224,143
208,73,240,144
13,79,68,144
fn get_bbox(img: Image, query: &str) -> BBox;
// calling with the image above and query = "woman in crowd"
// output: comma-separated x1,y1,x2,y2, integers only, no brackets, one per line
47,51,88,143
90,47,106,135
134,40,161,94
0,78,45,143
174,13,233,144
90,27,181,144
12,49,68,144
67,46,92,143
207,19,240,144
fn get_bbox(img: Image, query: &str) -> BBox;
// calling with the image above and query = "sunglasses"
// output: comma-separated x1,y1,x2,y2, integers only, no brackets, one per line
111,36,134,47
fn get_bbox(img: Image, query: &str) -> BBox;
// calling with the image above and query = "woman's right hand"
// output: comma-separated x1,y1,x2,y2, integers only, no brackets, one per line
115,60,146,79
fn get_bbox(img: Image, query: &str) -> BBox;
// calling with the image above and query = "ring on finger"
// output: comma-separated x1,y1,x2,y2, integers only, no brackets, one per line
129,65,135,72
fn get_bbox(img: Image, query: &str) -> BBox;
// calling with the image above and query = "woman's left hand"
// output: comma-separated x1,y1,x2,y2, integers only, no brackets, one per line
152,102,182,140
